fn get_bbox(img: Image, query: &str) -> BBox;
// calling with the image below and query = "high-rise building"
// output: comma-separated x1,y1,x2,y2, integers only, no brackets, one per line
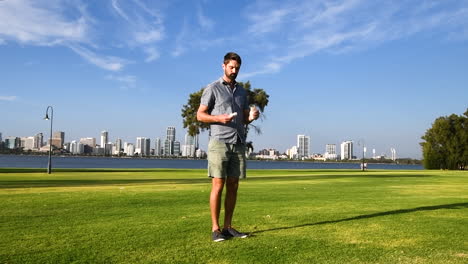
173,141,181,156
324,144,337,160
297,135,310,159
5,137,20,149
80,137,96,147
70,140,85,154
135,137,150,156
114,138,122,155
154,138,161,156
124,143,135,156
163,127,180,156
182,133,198,157
52,131,65,148
34,133,43,149
21,137,35,150
0,132,2,142
390,148,397,161
101,131,108,148
340,140,353,160
79,137,96,153
287,146,298,159
104,143,113,155
164,139,173,156
166,127,176,142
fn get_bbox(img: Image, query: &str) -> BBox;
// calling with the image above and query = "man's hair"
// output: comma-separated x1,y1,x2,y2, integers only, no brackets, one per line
224,52,242,65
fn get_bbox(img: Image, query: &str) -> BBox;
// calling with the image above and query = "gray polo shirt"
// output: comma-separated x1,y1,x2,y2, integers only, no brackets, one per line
200,78,249,144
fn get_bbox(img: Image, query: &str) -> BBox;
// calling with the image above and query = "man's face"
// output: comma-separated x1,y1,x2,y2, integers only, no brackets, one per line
222,60,241,82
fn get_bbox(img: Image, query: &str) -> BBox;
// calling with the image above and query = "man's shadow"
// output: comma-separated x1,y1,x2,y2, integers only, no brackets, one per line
251,202,468,234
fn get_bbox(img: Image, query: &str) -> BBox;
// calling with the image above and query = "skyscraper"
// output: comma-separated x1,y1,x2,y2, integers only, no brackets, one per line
340,141,353,160
114,138,122,155
154,137,161,156
182,133,198,157
101,131,108,147
324,144,337,160
34,133,43,149
297,135,310,159
390,148,397,161
136,137,150,156
164,126,180,156
52,131,65,148
166,127,176,142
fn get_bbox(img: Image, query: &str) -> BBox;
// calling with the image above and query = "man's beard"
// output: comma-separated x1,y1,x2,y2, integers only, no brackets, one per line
226,72,237,81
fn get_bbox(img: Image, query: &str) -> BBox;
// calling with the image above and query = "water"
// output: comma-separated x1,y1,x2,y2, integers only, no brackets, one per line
0,155,423,170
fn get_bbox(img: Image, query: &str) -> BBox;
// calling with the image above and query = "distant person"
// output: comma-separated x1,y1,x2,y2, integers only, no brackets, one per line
197,52,259,242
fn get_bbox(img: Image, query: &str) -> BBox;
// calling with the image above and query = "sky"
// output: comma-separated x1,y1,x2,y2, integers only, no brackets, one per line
1,0,467,159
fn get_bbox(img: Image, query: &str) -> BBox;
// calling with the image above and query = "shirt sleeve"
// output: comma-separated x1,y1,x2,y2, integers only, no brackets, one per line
200,86,214,110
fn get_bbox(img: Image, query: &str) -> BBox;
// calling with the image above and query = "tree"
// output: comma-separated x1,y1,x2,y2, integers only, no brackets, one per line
181,81,270,139
420,108,468,170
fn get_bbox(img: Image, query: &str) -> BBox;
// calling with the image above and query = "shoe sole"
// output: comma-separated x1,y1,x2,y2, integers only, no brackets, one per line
213,238,226,242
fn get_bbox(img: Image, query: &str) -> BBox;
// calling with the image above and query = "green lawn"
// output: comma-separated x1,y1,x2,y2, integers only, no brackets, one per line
0,168,467,263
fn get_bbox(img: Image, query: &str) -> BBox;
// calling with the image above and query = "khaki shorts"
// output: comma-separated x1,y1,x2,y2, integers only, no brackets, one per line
207,139,246,179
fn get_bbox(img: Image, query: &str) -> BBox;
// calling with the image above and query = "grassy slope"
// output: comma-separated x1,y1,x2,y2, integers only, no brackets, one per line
0,169,467,263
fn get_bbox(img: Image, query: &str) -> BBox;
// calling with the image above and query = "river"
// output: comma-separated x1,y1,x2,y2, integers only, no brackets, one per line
0,155,423,170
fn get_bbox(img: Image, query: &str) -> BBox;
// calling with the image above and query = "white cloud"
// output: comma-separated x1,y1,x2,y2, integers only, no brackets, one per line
110,0,165,46
0,0,89,45
0,96,17,101
68,45,128,71
134,29,164,44
106,74,137,90
241,0,468,78
111,0,130,22
143,47,160,62
196,5,214,31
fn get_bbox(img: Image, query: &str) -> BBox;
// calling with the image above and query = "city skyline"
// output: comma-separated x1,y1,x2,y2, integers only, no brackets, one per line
1,1,468,159
1,127,400,160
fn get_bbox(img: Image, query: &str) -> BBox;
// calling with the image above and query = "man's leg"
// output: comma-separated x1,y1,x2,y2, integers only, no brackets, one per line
210,177,225,231
223,176,239,229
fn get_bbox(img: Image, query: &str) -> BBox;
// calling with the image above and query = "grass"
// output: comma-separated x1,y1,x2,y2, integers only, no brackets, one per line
0,168,467,263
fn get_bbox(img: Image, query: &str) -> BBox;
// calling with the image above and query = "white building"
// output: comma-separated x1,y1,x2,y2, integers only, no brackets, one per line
287,146,298,159
297,135,310,159
114,138,122,155
101,131,108,148
182,133,198,157
21,137,35,150
324,144,337,160
136,137,150,156
340,140,354,160
80,137,96,148
70,140,85,154
154,138,162,156
391,148,397,161
124,143,135,156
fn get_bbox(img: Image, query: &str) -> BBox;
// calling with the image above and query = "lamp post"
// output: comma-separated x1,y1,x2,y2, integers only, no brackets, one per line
44,106,53,174
358,139,366,171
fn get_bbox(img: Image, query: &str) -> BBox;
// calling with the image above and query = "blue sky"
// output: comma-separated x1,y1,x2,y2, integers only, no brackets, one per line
1,0,467,159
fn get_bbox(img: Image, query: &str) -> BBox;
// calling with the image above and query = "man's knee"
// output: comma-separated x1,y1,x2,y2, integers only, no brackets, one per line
226,177,239,191
211,178,225,193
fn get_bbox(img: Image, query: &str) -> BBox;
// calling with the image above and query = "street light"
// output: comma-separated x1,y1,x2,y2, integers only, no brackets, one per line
44,106,53,174
358,139,366,171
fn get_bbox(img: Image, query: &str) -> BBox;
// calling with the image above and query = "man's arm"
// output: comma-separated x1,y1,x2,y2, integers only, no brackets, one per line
197,104,234,124
243,107,259,124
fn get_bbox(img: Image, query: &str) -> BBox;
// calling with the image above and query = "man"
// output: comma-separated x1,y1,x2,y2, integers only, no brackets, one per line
197,52,259,242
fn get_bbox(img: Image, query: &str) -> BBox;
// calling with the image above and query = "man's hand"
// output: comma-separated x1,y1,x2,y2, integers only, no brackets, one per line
217,114,235,124
248,107,260,122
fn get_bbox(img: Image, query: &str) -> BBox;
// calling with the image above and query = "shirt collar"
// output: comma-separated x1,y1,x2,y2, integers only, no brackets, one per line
220,77,237,86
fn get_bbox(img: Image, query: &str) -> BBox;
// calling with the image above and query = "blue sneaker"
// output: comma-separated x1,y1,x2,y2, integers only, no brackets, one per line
222,227,248,238
212,229,227,242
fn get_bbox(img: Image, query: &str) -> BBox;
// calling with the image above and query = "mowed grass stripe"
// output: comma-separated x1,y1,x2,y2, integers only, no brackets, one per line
0,169,467,263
